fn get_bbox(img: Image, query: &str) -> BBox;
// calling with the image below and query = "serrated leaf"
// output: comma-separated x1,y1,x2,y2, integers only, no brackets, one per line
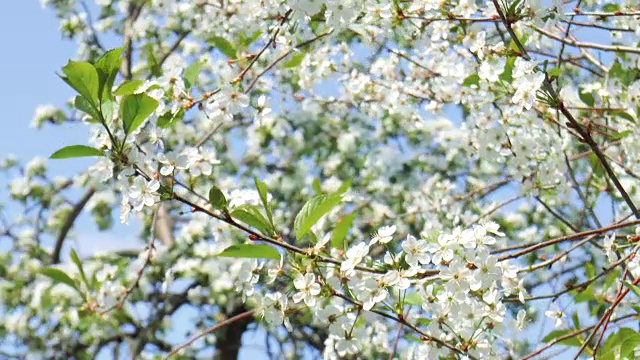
284,51,306,68
50,145,104,159
231,204,271,234
208,36,237,59
184,60,203,91
254,178,274,229
69,249,89,289
217,244,280,259
462,73,480,87
60,60,100,107
95,47,124,101
208,185,227,210
39,267,81,294
294,193,343,240
120,94,159,136
114,79,145,96
332,212,356,249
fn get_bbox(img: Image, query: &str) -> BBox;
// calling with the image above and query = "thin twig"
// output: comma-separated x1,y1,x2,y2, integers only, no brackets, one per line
163,310,255,359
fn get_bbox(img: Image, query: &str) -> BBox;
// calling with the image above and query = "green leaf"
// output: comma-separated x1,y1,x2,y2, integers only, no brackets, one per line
624,281,640,298
231,204,271,235
254,178,274,229
579,89,595,107
208,185,227,210
603,3,620,12
208,36,237,59
403,291,423,306
611,129,633,141
599,328,640,360
120,94,159,135
60,60,100,107
145,44,162,77
184,60,203,91
95,47,124,101
547,67,562,78
294,193,343,240
69,249,90,289
611,110,635,123
499,57,516,82
39,267,80,294
284,51,306,68
74,95,101,122
50,145,104,159
541,329,582,347
462,73,480,87
217,244,280,259
101,100,114,124
332,212,356,249
157,109,185,128
114,79,145,96
312,178,323,195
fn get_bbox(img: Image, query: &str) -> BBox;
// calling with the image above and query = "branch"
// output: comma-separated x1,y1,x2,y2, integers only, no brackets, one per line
531,24,640,54
51,187,95,264
163,310,255,359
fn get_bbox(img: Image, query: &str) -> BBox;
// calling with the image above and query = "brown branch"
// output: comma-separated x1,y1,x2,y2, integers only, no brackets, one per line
494,218,640,260
51,187,95,264
530,24,640,54
163,310,255,359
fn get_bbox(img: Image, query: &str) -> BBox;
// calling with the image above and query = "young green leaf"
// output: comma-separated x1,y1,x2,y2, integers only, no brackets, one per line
208,185,228,210
50,145,104,159
95,47,124,101
254,178,274,228
541,329,582,347
39,267,81,294
217,244,280,259
462,73,480,87
294,192,343,240
231,204,271,235
157,109,185,128
120,94,159,135
208,36,237,58
312,178,323,195
332,212,356,249
114,79,145,96
60,60,100,107
184,60,203,91
69,249,90,289
284,51,306,68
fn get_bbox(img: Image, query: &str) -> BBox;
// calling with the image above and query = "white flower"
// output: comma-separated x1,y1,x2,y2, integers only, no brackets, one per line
128,177,161,211
545,304,565,328
402,235,431,268
603,233,618,262
370,225,396,245
427,233,455,264
340,242,370,274
157,150,190,176
514,309,527,330
293,273,322,306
